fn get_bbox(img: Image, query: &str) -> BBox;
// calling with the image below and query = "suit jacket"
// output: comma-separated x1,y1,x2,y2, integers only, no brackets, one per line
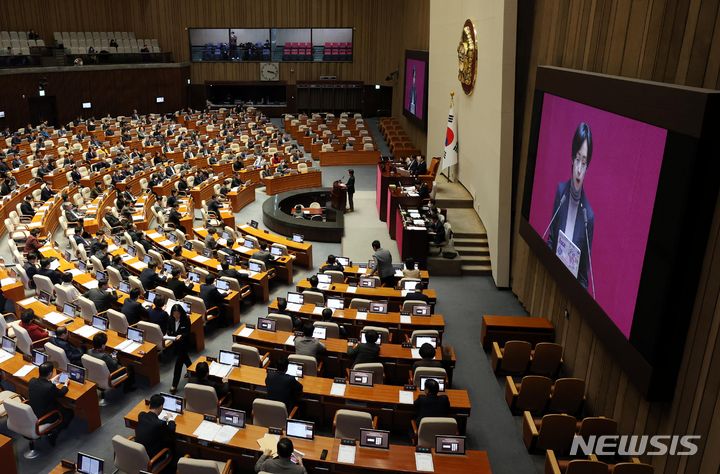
255,455,307,474
346,176,355,193
84,288,117,313
404,291,430,304
347,342,380,366
253,250,273,266
135,411,176,459
416,161,428,175
20,201,35,217
265,371,303,410
166,314,192,351
164,279,193,299
40,186,54,201
187,375,229,398
140,269,165,291
546,180,594,289
29,377,68,418
413,393,451,422
294,336,325,359
199,284,224,310
87,348,120,372
218,268,248,283
148,307,169,334
38,267,63,285
121,298,148,326
50,336,83,365
20,321,48,341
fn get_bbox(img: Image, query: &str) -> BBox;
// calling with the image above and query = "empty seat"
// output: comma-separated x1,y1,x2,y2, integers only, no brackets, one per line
6,398,63,459
333,409,375,439
231,343,270,368
530,342,563,377
412,417,458,448
177,456,232,474
252,398,296,429
523,413,577,454
491,340,532,374
112,434,172,473
547,378,585,415
185,383,226,416
505,375,552,415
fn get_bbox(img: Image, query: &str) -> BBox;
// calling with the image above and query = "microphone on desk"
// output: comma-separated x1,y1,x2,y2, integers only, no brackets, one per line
541,193,566,240
582,206,596,298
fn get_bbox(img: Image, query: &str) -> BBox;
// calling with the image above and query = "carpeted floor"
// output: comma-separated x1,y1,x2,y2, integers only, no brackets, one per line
1,118,541,474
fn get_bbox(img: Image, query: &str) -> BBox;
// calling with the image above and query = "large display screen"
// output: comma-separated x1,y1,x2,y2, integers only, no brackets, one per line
403,50,429,129
527,93,667,338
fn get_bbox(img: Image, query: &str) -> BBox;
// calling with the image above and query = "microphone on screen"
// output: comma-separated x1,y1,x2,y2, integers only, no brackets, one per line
582,206,596,298
542,193,566,240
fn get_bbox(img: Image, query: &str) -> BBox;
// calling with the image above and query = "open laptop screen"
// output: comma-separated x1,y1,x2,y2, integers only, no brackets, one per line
286,419,314,440
76,452,104,474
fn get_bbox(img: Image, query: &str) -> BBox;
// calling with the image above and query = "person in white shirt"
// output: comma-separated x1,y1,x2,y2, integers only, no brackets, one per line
57,272,80,303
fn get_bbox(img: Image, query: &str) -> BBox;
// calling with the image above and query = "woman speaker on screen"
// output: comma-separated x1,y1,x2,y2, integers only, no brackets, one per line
544,122,595,296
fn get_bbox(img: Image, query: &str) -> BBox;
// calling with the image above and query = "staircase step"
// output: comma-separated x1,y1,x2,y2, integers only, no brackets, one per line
462,264,493,275
435,198,474,209
460,255,491,264
456,247,490,256
453,237,487,246
453,232,487,239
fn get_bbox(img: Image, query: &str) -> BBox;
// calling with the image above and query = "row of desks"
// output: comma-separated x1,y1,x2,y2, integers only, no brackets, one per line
263,170,322,196
295,279,437,311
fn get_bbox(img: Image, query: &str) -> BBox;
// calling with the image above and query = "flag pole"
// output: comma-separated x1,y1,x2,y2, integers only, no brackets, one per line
449,91,455,183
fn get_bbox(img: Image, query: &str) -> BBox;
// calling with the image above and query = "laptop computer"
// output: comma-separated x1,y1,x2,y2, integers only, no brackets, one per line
369,301,388,314
159,392,184,421
127,327,144,344
359,277,377,288
286,419,314,440
287,292,304,305
412,304,432,316
292,233,303,243
31,349,48,366
311,326,327,340
216,279,230,294
248,261,262,273
63,303,76,318
187,271,200,283
95,271,107,282
92,315,108,331
419,376,446,392
118,281,131,293
415,335,438,348
336,257,351,266
76,452,104,474
286,361,304,378
243,239,255,249
218,349,240,367
326,297,344,310
67,363,86,383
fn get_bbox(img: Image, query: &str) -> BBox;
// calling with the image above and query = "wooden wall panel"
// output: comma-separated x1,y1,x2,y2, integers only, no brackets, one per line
512,1,720,472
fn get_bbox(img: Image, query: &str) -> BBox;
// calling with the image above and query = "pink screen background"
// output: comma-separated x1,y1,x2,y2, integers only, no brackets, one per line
404,58,426,120
528,93,667,338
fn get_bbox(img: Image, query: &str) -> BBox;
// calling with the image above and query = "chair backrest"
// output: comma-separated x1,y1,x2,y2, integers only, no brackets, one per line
82,354,112,390
417,417,458,448
302,290,325,306
155,286,176,301
177,457,227,474
501,340,532,373
219,276,242,291
565,460,610,474
577,416,618,439
413,367,448,387
185,383,219,416
112,435,150,473
267,313,293,332
611,462,654,474
107,309,129,334
361,326,389,343
537,414,577,454
313,321,339,339
548,378,585,415
76,295,98,322
401,299,427,313
530,342,563,377
231,343,262,367
89,255,105,272
334,409,373,439
348,298,371,311
33,274,55,297
106,265,122,288
270,243,287,256
13,325,33,355
54,284,74,308
323,270,344,283
288,354,318,376
184,295,206,315
136,322,163,350
44,341,69,371
129,275,145,293
410,330,439,347
353,363,384,383
252,398,288,429
5,398,40,439
249,258,267,272
516,375,553,414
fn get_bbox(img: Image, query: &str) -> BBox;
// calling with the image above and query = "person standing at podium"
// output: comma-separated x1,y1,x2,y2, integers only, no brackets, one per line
345,169,355,212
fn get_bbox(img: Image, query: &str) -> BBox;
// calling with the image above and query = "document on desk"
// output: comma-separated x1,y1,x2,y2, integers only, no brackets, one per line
257,433,280,455
0,277,16,287
330,382,346,397
209,362,232,378
337,444,356,464
237,327,254,338
13,364,35,378
237,246,251,253
400,315,412,324
399,390,415,404
147,232,160,239
287,303,302,312
312,306,324,315
49,260,61,271
160,240,174,247
317,283,330,290
192,255,210,263
68,268,85,276
107,244,119,252
74,325,101,338
356,311,368,320
115,340,141,354
84,279,99,289
346,286,357,293
284,335,295,346
129,261,147,270
214,425,239,444
415,452,435,472
410,348,422,359
43,312,70,325
18,297,39,306
193,420,222,441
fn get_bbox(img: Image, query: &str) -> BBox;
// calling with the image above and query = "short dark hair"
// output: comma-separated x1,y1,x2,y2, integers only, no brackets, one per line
571,122,593,167
149,394,165,409
129,288,141,299
61,272,74,283
259,242,267,250
206,274,215,284
321,308,333,321
21,309,35,324
276,357,289,373
405,258,415,270
364,329,379,344
171,268,181,278
196,361,209,379
154,294,166,309
97,279,109,289
93,332,108,349
372,240,381,250
419,342,435,360
277,437,294,458
308,275,318,288
327,255,336,264
220,260,229,270
39,361,54,378
424,377,440,395
277,298,287,311
302,322,314,337
56,326,68,338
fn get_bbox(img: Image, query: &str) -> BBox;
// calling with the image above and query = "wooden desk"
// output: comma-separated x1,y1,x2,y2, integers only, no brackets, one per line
481,315,555,349
236,224,313,269
12,166,35,185
334,265,430,284
375,164,417,222
151,174,179,196
44,169,70,190
0,353,101,432
228,185,255,213
295,279,437,311
123,400,490,474
0,267,25,308
81,190,115,235
263,170,322,196
387,188,424,239
0,183,40,236
318,150,381,166
232,324,455,384
396,207,428,263
0,435,17,474
115,167,156,195
190,175,223,206
189,356,470,434
267,299,445,340
28,191,68,236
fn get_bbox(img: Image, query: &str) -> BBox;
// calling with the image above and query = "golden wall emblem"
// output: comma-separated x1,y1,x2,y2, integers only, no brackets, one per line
457,19,477,95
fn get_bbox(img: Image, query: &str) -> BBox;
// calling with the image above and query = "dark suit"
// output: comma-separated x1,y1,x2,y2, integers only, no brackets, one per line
187,375,229,398
84,288,117,313
135,411,176,459
164,279,193,299
546,180,594,289
50,336,83,365
40,186,54,201
404,291,430,304
140,268,165,291
347,342,380,366
346,175,355,210
218,268,248,283
38,267,63,285
253,250,273,266
20,200,35,217
121,298,147,326
199,284,224,314
167,314,193,387
28,377,73,432
148,307,169,334
413,393,451,422
265,370,303,410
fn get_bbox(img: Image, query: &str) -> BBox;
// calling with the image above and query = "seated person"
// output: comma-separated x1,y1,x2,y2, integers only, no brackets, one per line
412,342,443,371
204,227,218,250
265,358,303,410
20,308,48,341
188,361,229,398
87,332,136,392
83,279,118,313
135,394,176,462
20,195,35,217
121,288,148,326
275,298,301,330
413,378,450,422
38,258,63,285
402,258,421,279
164,268,194,299
321,307,347,338
199,274,227,325
253,242,273,266
140,260,166,291
255,437,306,474
28,362,74,445
109,254,131,280
50,326,83,365
218,260,248,284
404,281,430,304
148,295,170,333
347,329,380,367
294,322,326,359
323,254,344,272
23,228,43,254
305,275,319,291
